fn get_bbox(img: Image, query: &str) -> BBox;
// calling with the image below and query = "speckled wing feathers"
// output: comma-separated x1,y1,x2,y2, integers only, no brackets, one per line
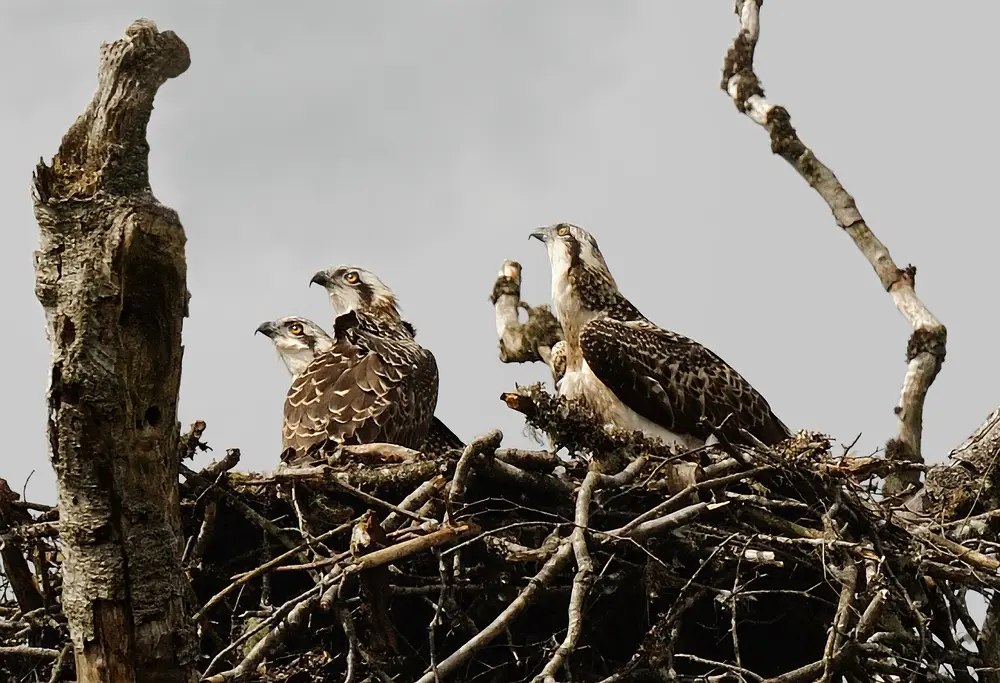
281,327,439,462
421,417,465,453
578,318,790,446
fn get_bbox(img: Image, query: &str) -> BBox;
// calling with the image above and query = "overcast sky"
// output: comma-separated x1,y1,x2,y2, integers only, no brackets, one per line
1,3,997,507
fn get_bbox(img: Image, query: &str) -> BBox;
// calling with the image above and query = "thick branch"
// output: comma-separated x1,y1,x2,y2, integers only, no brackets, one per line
722,0,946,496
490,260,563,380
31,18,196,683
446,430,503,525
535,457,649,682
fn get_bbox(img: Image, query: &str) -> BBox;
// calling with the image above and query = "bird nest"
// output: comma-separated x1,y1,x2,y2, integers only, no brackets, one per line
0,385,996,682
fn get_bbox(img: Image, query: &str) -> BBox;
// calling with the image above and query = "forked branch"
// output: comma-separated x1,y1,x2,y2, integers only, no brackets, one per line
721,0,946,496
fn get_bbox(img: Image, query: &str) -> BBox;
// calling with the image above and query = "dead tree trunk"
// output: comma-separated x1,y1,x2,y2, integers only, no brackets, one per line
31,20,197,683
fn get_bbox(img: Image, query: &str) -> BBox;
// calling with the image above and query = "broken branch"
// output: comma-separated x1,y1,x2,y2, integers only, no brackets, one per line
490,260,563,376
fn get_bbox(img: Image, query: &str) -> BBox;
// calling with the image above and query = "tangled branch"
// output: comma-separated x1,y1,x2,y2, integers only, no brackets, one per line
2,399,996,683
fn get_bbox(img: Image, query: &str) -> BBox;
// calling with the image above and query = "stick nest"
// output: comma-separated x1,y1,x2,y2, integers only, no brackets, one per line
1,387,997,682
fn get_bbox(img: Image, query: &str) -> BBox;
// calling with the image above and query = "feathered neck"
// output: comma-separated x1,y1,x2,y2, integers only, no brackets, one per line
353,308,413,341
555,262,644,331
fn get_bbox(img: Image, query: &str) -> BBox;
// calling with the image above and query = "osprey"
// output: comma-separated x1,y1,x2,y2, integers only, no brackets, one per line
530,223,791,449
256,316,333,378
548,339,568,386
256,315,464,454
310,265,418,343
252,269,439,463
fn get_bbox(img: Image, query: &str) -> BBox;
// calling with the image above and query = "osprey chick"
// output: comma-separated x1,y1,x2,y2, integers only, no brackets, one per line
255,270,438,463
310,265,412,340
255,316,333,377
256,314,464,454
530,223,791,449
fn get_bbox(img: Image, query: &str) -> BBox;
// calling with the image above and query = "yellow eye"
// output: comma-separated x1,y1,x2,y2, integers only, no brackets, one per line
288,323,304,336
556,225,570,237
344,271,359,284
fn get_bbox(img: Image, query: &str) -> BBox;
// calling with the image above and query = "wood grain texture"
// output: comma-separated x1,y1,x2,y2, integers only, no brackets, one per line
31,18,197,683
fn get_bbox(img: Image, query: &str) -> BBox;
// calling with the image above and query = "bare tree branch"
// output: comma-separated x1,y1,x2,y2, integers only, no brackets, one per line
414,540,574,683
721,0,946,496
31,18,196,683
446,430,503,525
490,260,563,380
535,457,649,682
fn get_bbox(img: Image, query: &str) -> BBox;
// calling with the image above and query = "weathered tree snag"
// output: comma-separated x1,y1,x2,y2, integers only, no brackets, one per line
31,19,196,683
721,0,947,498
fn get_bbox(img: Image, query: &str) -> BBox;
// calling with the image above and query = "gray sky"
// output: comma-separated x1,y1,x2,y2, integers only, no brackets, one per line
2,2,997,506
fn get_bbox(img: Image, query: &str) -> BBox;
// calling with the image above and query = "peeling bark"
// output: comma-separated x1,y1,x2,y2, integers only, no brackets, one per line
489,259,563,381
721,1,947,497
31,19,197,683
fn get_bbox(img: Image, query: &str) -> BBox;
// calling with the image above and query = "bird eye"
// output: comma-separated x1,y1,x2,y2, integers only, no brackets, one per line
556,225,570,237
344,271,359,284
288,323,304,336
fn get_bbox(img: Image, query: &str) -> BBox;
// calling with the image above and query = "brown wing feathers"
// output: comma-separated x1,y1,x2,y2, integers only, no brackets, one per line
579,318,790,446
281,321,439,463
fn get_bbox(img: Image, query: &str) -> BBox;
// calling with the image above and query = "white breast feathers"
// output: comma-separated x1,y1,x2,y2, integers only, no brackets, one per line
559,361,705,451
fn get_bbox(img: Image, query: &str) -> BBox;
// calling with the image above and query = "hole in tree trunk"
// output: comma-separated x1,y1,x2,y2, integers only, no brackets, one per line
144,406,162,427
60,317,75,346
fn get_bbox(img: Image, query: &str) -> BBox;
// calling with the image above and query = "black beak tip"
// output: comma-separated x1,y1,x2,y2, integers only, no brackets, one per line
309,272,326,287
529,228,547,243
255,322,274,337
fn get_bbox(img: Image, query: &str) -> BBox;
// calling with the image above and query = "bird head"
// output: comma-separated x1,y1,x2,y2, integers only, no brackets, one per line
255,316,333,378
310,265,403,324
529,223,616,286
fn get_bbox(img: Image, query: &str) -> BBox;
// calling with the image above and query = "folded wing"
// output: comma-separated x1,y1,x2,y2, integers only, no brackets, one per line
420,417,465,453
281,330,439,461
579,317,790,445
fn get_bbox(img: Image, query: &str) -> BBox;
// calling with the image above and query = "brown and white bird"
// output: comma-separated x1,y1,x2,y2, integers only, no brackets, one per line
253,274,438,463
310,265,416,342
530,223,791,449
256,316,334,377
271,312,437,462
256,314,464,455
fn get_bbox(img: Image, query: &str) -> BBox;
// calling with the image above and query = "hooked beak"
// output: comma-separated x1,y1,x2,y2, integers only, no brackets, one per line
310,271,331,288
529,227,549,243
255,321,278,338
